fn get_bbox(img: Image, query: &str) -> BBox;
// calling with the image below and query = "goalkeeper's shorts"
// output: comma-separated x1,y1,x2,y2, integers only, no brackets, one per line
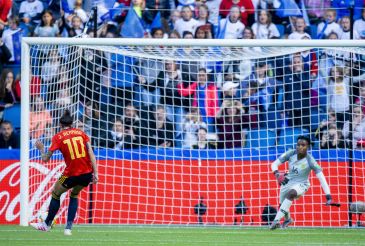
280,182,309,203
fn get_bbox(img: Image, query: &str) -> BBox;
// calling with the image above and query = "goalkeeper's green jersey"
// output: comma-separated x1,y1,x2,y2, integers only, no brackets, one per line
277,149,322,185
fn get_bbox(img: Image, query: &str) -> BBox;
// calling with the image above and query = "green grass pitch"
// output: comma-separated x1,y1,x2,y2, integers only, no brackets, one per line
0,225,364,245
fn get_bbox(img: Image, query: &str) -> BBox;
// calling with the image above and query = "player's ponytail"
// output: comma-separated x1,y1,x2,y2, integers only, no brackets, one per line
60,109,73,127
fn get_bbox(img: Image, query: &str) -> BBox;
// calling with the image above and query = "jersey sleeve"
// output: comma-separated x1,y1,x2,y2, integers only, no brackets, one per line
48,135,60,152
278,149,296,163
307,154,322,174
82,131,90,143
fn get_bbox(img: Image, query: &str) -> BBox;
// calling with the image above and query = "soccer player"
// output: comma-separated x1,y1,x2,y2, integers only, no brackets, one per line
30,110,98,236
269,136,333,230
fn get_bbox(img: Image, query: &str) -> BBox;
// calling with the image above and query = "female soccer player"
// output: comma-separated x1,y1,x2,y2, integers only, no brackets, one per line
30,110,98,236
270,135,333,230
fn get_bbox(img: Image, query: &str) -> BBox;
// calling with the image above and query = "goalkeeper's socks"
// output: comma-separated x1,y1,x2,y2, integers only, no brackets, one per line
65,197,78,230
274,199,293,222
45,197,60,227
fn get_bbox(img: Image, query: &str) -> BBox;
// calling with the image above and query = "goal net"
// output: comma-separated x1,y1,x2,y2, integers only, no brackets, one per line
21,38,365,227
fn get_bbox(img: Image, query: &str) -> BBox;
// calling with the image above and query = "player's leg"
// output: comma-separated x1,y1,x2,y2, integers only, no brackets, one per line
45,178,69,226
64,172,93,235
279,189,293,227
270,189,297,230
65,185,85,234
31,177,69,231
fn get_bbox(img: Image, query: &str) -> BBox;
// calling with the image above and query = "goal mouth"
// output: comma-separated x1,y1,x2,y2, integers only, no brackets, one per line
19,38,365,227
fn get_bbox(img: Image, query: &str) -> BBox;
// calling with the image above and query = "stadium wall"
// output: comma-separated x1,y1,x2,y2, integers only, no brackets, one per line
1,149,364,226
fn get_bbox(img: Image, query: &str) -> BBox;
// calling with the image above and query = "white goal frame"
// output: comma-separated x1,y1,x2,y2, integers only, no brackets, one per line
20,38,365,226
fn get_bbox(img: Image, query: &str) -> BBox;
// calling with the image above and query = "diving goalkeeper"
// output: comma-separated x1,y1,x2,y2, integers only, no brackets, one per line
270,135,333,230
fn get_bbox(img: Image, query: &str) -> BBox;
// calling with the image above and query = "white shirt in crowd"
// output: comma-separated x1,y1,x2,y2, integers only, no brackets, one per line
317,21,342,38
288,31,311,40
174,18,199,37
354,18,365,39
1,28,22,62
251,22,280,39
327,78,350,112
19,0,44,20
340,30,360,40
219,18,245,39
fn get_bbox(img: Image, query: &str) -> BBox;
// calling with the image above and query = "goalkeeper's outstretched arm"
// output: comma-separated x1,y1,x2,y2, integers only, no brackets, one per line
316,171,332,204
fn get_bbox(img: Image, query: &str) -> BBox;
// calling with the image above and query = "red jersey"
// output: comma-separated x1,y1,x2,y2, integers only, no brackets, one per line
49,128,93,177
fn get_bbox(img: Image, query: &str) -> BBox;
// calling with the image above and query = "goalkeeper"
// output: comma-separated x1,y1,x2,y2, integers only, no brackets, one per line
270,136,333,230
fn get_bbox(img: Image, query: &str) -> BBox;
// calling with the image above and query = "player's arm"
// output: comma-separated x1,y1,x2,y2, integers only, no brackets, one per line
35,140,53,162
271,150,294,185
87,142,98,184
308,155,332,205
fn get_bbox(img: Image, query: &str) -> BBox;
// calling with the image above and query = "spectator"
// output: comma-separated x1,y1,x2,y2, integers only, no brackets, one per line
320,123,345,149
182,107,207,148
66,0,88,24
326,31,339,40
284,54,311,130
19,0,44,26
140,105,175,148
78,101,107,147
0,120,20,149
222,80,239,100
315,109,337,140
196,4,215,38
216,99,248,148
40,50,62,102
304,0,331,24
0,39,11,74
195,25,213,39
242,27,255,39
34,10,60,37
288,17,311,40
1,16,23,64
60,15,83,37
29,96,53,140
106,118,135,149
79,46,108,103
109,51,135,112
340,16,358,40
144,0,174,31
317,9,342,39
134,55,163,107
343,105,365,149
157,60,184,146
192,127,217,149
121,103,141,146
251,10,280,39
151,28,164,38
354,8,365,40
0,69,20,112
168,30,181,39
219,0,254,26
0,0,12,27
177,68,219,130
168,9,181,31
174,6,199,37
218,5,245,39
327,66,350,128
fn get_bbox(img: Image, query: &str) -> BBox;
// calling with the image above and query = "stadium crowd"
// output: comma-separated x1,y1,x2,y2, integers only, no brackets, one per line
1,0,365,150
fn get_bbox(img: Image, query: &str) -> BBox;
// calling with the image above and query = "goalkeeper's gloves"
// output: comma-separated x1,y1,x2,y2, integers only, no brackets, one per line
325,194,333,206
274,170,289,186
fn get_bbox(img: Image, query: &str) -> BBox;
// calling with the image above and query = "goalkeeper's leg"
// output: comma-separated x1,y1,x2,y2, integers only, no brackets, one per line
270,189,296,230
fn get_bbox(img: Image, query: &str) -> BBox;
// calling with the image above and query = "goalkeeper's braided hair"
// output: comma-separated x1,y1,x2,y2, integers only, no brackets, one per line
60,109,73,127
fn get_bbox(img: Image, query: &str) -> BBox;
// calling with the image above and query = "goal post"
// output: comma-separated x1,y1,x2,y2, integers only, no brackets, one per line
20,37,365,227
